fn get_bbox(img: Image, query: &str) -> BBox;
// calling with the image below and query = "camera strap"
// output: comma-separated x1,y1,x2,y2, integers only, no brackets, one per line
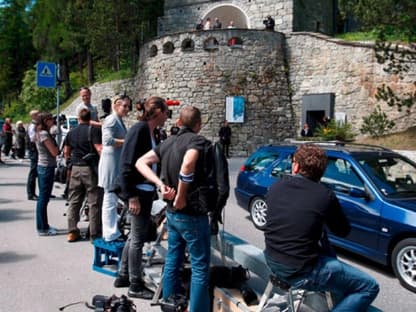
58,301,95,311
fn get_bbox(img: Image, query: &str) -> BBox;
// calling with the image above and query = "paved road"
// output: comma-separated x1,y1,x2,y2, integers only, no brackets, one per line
1,157,415,311
0,159,160,312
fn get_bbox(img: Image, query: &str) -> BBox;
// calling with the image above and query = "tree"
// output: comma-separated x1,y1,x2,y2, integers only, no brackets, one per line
360,105,395,138
339,0,416,38
339,0,416,113
30,0,91,97
0,0,37,105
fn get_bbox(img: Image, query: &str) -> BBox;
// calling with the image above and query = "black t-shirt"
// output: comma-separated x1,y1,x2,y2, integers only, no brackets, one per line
154,127,205,215
65,123,102,164
264,175,350,270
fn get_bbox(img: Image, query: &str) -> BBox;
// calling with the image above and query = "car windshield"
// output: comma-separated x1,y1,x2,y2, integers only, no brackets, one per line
356,155,416,197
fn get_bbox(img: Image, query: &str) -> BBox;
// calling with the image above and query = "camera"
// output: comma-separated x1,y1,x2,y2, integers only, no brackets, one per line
92,294,136,312
263,19,268,25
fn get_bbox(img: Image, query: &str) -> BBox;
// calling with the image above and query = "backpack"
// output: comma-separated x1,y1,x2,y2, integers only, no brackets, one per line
195,140,230,217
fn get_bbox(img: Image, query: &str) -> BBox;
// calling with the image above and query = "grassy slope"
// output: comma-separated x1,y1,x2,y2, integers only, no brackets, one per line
355,127,416,150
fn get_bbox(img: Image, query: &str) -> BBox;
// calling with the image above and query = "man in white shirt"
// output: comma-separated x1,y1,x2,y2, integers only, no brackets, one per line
76,87,101,127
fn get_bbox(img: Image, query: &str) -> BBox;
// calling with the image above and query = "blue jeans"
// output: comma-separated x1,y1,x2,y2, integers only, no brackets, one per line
163,211,211,312
36,166,55,232
266,254,379,312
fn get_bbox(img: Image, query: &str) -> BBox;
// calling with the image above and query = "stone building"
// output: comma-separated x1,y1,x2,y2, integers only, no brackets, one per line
66,0,416,156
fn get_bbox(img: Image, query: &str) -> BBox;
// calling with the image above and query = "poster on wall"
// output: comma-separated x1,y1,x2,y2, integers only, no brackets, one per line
225,96,245,123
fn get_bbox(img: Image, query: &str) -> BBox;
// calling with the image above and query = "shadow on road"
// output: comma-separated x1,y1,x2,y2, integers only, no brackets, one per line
0,208,32,222
0,251,36,263
0,182,26,187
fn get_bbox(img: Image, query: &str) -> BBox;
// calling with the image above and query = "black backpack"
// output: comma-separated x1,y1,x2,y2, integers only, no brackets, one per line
196,140,230,217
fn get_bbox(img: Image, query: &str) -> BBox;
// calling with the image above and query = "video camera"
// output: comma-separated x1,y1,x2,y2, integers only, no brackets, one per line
59,294,136,312
92,294,136,312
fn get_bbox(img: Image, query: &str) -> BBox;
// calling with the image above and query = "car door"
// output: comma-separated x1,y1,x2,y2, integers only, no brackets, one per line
322,156,383,257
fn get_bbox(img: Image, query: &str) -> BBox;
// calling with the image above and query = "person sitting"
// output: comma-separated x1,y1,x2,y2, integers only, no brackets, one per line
263,144,379,311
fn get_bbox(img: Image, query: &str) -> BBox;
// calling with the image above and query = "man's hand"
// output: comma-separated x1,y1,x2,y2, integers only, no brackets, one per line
128,196,141,215
173,193,186,210
160,184,175,201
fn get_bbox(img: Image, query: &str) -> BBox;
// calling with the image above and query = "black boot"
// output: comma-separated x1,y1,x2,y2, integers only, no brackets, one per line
127,282,154,300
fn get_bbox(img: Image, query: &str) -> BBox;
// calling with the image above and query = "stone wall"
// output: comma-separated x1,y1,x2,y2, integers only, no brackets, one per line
286,32,416,135
63,30,416,156
160,0,335,37
62,79,138,128
159,0,294,35
137,29,294,156
293,0,335,34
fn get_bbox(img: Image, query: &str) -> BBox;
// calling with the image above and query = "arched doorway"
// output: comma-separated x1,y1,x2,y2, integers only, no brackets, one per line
203,4,249,29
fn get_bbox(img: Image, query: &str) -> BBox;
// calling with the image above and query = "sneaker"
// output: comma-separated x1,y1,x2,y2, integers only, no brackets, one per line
67,232,81,242
28,194,38,201
127,284,154,300
38,227,58,236
114,275,130,288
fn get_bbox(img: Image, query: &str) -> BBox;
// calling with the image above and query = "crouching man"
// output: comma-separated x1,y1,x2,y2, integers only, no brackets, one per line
263,144,379,311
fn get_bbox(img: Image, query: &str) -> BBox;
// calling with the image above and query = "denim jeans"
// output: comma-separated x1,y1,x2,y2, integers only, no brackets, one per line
266,254,379,312
163,210,211,312
36,166,55,232
126,189,155,285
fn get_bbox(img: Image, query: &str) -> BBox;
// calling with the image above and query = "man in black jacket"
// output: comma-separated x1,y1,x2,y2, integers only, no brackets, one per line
114,97,169,300
264,144,379,311
136,105,228,312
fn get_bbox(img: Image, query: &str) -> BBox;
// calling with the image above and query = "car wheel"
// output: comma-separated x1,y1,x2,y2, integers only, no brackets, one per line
249,197,268,230
391,238,416,293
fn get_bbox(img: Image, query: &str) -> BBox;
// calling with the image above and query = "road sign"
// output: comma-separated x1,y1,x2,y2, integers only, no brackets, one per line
36,61,56,88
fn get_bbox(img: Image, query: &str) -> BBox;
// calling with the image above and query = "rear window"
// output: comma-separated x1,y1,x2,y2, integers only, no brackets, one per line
68,118,78,129
245,150,280,172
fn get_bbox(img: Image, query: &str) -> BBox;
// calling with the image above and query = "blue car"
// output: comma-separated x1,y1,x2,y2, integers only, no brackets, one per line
235,142,416,293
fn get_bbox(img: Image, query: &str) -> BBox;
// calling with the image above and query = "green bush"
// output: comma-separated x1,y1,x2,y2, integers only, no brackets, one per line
314,119,355,141
360,105,395,138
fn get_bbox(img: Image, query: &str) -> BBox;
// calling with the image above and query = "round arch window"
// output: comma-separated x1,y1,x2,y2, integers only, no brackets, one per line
149,45,158,57
163,42,175,54
203,37,219,51
181,38,195,52
228,37,243,48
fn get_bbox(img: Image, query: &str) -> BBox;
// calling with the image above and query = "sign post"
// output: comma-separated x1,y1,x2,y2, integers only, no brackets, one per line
36,61,62,146
36,62,56,88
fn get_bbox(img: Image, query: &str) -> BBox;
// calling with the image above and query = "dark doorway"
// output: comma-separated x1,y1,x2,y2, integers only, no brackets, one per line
306,110,325,134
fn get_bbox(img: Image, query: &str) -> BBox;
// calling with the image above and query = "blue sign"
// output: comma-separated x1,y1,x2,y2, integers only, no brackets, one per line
36,61,56,88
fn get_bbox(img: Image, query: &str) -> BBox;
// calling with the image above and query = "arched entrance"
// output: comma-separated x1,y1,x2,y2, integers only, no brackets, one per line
203,4,249,29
